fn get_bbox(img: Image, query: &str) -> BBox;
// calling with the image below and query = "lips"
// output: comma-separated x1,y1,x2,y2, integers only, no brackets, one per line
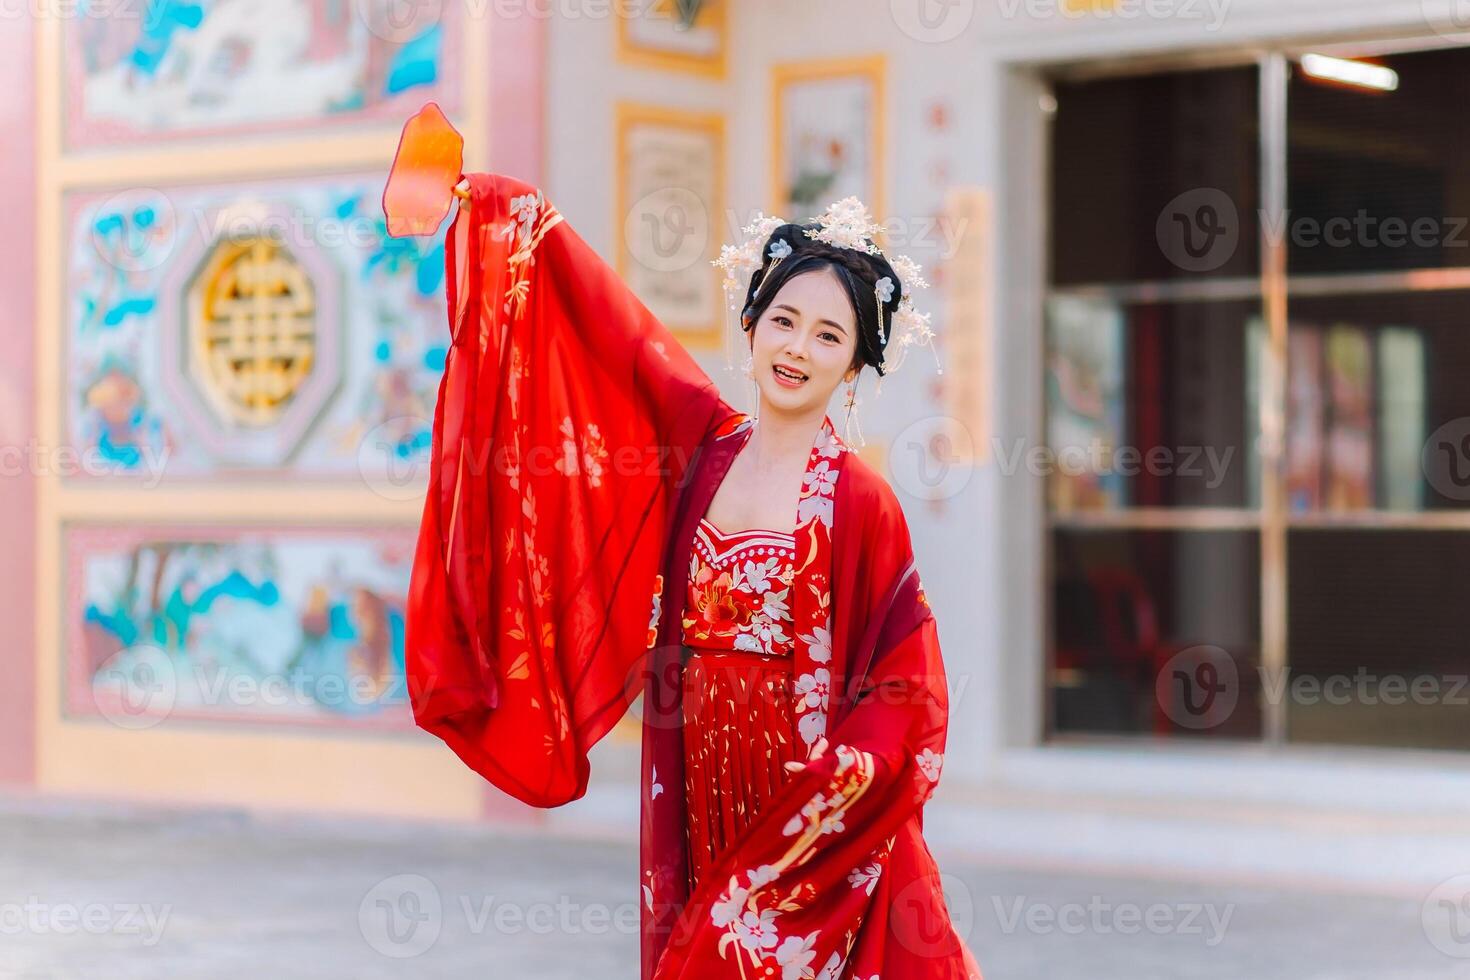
772,364,808,386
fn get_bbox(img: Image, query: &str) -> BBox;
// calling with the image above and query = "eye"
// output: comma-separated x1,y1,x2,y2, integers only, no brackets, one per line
772,315,794,328
819,331,840,344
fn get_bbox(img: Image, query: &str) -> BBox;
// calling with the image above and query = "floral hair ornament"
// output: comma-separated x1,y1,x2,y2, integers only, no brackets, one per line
713,211,788,370
804,196,942,384
712,197,943,383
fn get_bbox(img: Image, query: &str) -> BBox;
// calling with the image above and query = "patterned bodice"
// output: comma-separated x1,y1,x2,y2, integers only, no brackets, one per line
680,517,798,657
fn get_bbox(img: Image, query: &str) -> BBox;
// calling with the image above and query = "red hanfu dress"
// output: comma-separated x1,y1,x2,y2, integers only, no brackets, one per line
402,172,982,979
681,514,802,892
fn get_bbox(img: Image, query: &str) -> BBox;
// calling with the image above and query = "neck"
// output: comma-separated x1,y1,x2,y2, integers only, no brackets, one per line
747,400,826,468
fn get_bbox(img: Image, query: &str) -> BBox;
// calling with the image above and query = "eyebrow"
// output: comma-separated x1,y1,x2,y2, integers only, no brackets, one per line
772,304,849,336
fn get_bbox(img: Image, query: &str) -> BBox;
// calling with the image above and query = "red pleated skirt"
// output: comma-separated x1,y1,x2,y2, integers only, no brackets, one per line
681,648,803,893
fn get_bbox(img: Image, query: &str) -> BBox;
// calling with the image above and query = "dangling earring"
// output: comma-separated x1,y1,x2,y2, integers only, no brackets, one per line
843,372,864,449
743,354,760,425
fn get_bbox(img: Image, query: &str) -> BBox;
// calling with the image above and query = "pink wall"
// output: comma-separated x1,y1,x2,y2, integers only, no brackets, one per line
0,9,545,798
0,13,37,786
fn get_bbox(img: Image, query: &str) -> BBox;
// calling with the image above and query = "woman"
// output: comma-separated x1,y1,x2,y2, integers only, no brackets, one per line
399,170,981,979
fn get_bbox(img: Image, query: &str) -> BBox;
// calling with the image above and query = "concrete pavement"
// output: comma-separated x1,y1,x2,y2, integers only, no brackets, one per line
0,794,1461,979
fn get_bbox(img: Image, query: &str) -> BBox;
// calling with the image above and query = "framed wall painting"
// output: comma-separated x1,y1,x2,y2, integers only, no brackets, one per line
67,524,417,731
62,0,460,151
771,55,886,226
64,173,446,482
615,103,725,349
616,0,727,78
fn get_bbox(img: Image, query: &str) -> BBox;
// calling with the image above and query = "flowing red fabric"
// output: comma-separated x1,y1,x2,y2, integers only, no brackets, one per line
403,173,981,978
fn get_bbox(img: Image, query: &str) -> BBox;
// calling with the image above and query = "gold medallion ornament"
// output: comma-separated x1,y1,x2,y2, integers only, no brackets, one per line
188,236,317,426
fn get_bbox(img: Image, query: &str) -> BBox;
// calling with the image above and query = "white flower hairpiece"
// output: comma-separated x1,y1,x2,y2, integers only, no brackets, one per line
803,196,884,255
711,198,942,378
714,212,787,311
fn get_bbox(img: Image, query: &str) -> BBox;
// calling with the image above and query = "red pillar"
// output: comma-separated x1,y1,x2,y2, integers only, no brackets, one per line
0,11,38,787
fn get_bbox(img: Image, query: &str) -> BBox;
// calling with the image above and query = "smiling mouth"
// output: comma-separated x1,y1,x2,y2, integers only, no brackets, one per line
772,364,808,385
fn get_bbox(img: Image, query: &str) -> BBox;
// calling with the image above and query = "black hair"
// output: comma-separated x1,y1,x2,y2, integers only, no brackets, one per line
739,223,902,377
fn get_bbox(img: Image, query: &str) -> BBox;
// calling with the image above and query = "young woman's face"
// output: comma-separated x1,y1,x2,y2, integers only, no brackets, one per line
749,268,859,416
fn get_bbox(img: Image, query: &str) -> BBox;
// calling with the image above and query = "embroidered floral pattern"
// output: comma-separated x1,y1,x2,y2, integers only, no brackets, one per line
707,743,875,979
498,189,563,320
646,573,664,649
791,419,846,747
553,416,609,486
682,521,797,657
916,748,944,785
848,861,883,896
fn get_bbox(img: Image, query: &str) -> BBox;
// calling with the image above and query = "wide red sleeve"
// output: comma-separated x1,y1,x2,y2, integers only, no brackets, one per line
405,172,730,807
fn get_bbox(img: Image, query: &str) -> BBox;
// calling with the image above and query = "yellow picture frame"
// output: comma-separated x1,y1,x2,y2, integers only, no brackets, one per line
616,0,728,79
615,102,727,350
771,55,887,227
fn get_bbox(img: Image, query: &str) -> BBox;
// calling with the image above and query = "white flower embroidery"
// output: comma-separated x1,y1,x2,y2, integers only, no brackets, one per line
748,865,780,888
795,668,830,713
776,931,819,980
798,710,827,747
740,557,780,594
712,878,749,927
799,622,833,664
734,908,780,953
814,952,846,980
917,748,944,784
805,461,838,496
552,417,608,486
650,765,663,801
746,617,790,656
848,862,883,895
733,632,763,654
817,812,847,836
509,192,539,223
796,470,837,526
814,428,843,459
759,586,791,622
